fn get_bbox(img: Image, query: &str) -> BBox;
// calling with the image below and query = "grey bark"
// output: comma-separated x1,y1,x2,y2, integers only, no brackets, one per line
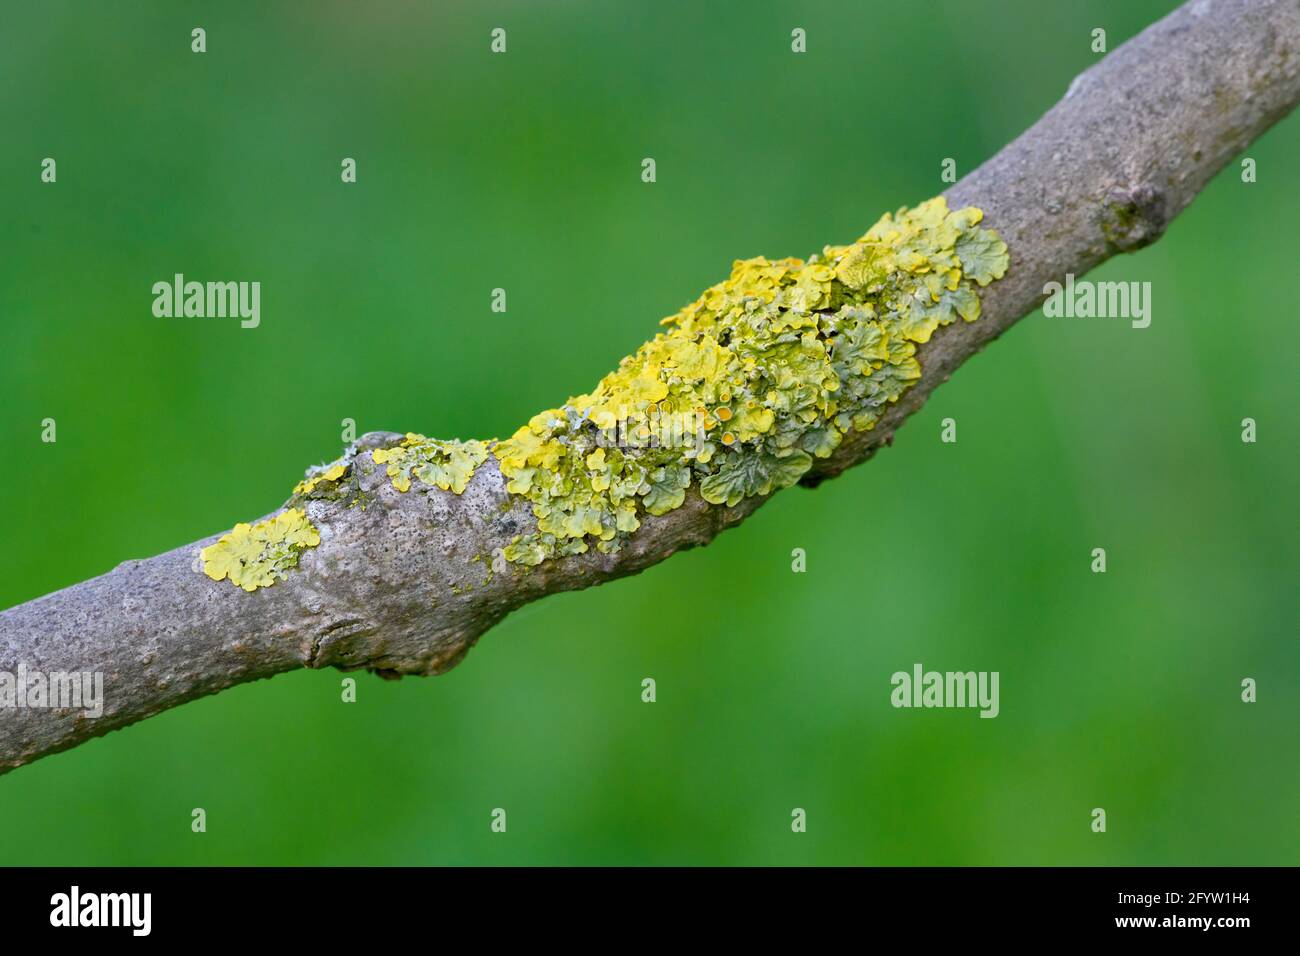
3,0,1298,775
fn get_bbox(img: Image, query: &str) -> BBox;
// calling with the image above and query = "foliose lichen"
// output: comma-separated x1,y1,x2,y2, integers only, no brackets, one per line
197,196,1009,589
494,197,1008,565
372,434,490,494
200,508,321,591
294,462,348,495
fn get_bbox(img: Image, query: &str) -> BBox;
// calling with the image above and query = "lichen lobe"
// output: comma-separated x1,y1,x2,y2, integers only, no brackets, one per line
372,435,490,494
200,508,321,592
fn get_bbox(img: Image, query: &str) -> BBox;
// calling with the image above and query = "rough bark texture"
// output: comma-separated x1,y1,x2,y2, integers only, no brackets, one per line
3,0,1298,775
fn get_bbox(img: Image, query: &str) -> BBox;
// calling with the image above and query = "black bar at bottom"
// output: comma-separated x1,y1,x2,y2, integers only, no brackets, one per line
0,866,1282,940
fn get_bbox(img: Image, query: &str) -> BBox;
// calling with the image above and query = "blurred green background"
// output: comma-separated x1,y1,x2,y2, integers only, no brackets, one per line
1,0,1295,865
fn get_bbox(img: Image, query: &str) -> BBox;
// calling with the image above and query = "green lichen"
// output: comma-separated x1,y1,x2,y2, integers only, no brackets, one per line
495,197,1008,565
470,552,497,586
372,434,490,493
200,508,321,591
1099,186,1165,252
1101,201,1139,247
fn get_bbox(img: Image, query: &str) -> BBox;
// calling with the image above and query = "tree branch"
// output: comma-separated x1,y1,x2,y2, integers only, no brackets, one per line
3,0,1298,774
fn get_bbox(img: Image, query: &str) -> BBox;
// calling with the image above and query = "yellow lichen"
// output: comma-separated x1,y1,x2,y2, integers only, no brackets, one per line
200,196,1009,584
494,196,1008,564
200,508,321,591
294,462,348,495
372,434,490,494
